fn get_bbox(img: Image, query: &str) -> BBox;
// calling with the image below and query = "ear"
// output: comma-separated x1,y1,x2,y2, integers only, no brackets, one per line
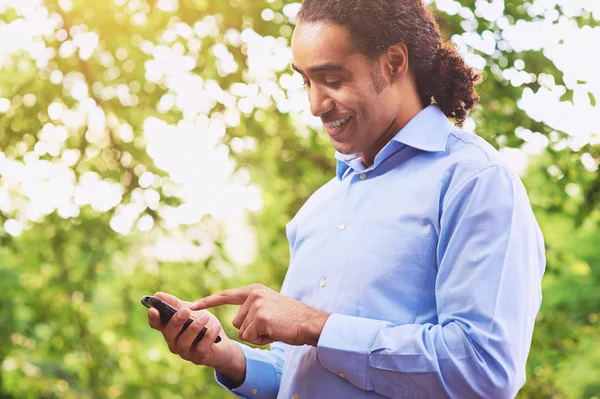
383,42,409,81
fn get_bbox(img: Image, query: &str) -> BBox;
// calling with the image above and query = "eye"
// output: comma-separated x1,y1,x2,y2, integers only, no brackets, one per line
302,79,311,88
325,80,343,88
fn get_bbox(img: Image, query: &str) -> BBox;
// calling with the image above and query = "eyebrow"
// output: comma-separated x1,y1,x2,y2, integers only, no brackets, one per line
291,62,347,75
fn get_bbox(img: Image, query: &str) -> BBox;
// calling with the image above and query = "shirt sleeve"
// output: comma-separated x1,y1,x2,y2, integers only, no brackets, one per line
317,165,546,398
215,341,286,399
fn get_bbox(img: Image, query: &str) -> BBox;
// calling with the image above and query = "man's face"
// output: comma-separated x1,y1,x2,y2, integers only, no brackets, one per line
291,21,398,158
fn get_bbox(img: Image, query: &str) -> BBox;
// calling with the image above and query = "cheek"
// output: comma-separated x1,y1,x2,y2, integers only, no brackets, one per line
356,101,384,129
356,90,386,120
332,88,388,128
330,91,360,113
365,93,395,124
343,100,372,126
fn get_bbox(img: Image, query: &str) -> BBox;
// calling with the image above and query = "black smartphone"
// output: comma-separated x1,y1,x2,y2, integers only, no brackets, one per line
141,295,221,344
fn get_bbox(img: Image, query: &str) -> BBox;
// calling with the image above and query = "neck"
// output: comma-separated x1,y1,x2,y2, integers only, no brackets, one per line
359,71,424,167
360,101,424,167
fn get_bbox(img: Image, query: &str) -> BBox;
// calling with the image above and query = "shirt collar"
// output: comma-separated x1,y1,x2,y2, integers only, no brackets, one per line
335,105,452,180
394,104,452,152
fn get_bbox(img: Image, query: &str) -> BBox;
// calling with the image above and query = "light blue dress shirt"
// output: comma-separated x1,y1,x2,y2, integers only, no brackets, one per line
216,105,546,398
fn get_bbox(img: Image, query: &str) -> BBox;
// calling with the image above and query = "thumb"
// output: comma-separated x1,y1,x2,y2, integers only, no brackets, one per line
153,292,193,309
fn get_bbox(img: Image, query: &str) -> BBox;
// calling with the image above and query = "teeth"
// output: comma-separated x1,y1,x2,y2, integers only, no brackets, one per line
327,116,351,129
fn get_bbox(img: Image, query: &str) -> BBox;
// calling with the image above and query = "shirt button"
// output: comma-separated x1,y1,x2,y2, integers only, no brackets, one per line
338,223,346,231
338,371,347,379
251,389,258,396
292,394,299,399
359,173,367,180
319,278,327,287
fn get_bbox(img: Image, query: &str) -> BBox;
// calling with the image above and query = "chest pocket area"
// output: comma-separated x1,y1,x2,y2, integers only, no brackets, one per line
343,228,436,325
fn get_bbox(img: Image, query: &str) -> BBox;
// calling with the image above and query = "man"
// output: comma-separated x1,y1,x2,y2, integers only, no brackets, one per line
147,0,546,397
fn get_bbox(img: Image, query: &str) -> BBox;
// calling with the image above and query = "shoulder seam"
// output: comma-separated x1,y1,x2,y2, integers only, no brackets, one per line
448,129,493,166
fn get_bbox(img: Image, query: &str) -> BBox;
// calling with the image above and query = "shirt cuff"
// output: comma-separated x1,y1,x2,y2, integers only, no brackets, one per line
316,313,389,391
215,343,280,399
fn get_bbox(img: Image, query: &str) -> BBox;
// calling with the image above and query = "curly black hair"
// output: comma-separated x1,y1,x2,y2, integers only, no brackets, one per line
298,0,482,124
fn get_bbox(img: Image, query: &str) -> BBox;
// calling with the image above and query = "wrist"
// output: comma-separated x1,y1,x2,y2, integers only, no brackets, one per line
305,310,330,347
215,342,246,387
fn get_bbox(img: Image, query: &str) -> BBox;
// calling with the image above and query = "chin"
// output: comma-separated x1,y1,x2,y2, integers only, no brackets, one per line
331,142,358,156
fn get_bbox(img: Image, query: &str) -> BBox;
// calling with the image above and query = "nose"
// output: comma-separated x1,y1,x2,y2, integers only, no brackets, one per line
308,86,334,117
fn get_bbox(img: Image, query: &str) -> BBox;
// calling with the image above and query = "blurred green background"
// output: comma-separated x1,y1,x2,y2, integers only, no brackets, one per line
0,0,599,397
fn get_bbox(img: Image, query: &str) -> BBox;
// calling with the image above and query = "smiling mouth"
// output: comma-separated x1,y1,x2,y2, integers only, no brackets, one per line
326,116,351,129
325,116,352,137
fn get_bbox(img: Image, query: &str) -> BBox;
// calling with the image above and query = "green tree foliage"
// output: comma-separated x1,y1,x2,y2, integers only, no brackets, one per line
0,0,598,397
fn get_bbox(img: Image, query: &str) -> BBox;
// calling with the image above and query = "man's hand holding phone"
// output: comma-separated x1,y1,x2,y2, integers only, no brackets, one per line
146,292,246,385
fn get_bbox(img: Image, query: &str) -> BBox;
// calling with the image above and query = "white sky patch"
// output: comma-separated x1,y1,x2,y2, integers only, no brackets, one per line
474,0,505,22
143,116,263,220
282,3,302,24
4,218,22,237
74,172,123,213
508,21,600,142
460,30,497,55
156,0,179,12
150,235,216,263
435,0,463,16
136,113,263,264
73,31,99,61
1,157,78,222
109,200,147,235
0,0,59,68
242,29,292,80
500,147,529,176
